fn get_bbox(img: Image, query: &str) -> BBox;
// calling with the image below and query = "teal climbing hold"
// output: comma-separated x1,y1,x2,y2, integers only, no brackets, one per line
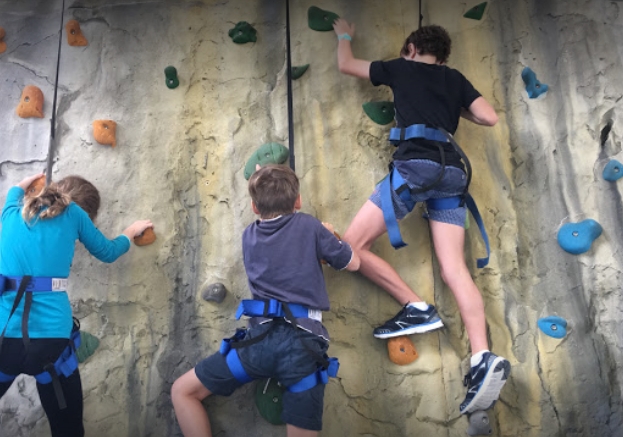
164,66,179,89
308,6,339,31
76,331,100,363
255,379,285,425
464,2,488,20
229,22,257,44
521,67,549,99
603,159,623,182
362,101,395,125
244,143,290,180
538,316,567,339
557,219,602,255
291,64,309,80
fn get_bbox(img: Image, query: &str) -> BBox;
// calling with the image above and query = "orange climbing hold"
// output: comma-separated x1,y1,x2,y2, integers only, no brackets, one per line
0,27,7,54
387,336,418,365
92,120,117,147
16,85,44,118
65,19,88,46
134,228,156,246
25,175,46,198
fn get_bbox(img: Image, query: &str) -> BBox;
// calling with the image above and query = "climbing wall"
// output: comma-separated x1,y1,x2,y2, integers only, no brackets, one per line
0,0,622,436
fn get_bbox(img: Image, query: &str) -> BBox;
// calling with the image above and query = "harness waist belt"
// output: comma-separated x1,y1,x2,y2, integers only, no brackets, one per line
0,275,68,293
389,124,450,145
236,299,322,323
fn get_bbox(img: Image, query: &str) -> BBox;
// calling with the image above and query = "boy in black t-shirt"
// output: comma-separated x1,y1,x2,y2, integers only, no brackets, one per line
333,19,510,414
171,165,360,437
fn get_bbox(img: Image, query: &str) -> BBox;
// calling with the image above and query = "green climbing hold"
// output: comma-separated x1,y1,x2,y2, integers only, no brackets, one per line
164,66,179,89
291,64,309,80
362,101,395,125
255,379,285,425
244,143,290,180
464,2,487,20
229,21,257,44
308,6,339,31
76,331,100,363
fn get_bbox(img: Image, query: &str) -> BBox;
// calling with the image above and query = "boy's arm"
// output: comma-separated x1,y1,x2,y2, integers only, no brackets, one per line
461,97,498,126
333,18,371,79
321,222,360,271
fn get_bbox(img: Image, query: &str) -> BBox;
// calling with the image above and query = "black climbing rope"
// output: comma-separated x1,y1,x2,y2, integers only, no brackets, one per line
285,0,295,171
47,0,66,183
418,0,423,29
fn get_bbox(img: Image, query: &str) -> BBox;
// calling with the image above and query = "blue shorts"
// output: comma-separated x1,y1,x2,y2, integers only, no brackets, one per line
370,159,468,226
195,321,329,431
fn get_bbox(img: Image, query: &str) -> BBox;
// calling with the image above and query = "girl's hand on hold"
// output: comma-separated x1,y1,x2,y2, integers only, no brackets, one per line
123,220,154,239
333,18,355,38
18,173,45,190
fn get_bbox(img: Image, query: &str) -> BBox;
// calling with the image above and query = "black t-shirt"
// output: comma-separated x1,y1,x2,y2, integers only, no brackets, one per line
370,58,481,168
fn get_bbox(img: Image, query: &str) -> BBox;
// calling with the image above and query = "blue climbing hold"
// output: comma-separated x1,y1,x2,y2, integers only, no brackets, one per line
557,219,602,255
538,316,567,339
521,67,548,99
603,159,623,182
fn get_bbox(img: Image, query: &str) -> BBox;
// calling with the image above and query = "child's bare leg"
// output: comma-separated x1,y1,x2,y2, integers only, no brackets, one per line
429,219,488,353
171,369,214,437
287,424,318,437
343,200,423,304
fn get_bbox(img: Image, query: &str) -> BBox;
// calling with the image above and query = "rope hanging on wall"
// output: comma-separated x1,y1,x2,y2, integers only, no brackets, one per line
285,0,295,171
47,0,66,183
418,0,423,29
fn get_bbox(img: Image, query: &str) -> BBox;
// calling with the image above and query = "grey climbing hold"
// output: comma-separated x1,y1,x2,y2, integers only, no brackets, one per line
229,21,257,44
291,64,309,80
201,282,227,303
603,159,623,181
467,410,492,436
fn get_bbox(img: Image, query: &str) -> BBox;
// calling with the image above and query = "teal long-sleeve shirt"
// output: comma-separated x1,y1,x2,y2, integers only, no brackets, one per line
0,186,131,339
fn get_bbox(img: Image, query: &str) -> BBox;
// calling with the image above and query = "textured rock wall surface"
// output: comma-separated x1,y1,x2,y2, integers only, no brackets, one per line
0,0,622,436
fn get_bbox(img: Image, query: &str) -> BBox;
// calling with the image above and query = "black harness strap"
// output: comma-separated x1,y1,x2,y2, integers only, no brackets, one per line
281,302,330,370
0,275,32,351
43,363,67,410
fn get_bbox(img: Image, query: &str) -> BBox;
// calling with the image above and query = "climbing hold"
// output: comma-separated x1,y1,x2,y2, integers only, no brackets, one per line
76,331,100,363
603,159,623,182
557,219,602,255
387,336,418,365
201,282,227,303
164,66,179,89
65,19,88,47
467,410,492,436
244,143,289,180
228,22,257,44
463,2,488,20
26,175,46,198
255,378,285,425
0,27,6,54
16,85,44,118
92,120,117,147
291,64,309,80
307,6,339,31
134,228,156,246
362,101,395,125
521,67,548,99
538,316,567,339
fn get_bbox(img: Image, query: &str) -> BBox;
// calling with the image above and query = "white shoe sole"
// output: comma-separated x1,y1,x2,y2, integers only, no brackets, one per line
373,319,445,339
461,358,511,414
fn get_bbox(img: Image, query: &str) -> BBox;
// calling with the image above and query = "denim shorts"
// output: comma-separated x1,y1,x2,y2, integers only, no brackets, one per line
195,320,329,431
370,159,468,226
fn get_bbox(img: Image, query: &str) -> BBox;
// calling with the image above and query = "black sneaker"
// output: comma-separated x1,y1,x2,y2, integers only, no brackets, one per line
373,304,444,339
460,352,511,414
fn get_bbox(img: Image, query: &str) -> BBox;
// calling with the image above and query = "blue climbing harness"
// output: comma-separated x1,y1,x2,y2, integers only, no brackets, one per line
381,125,490,268
220,299,339,393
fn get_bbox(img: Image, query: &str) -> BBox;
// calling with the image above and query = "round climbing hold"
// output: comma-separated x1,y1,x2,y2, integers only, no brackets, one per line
464,2,488,21
603,159,623,182
537,316,568,339
307,6,339,31
26,175,46,198
65,19,88,46
200,281,227,303
16,85,44,118
557,219,602,255
228,22,257,44
521,67,549,99
255,379,285,425
76,331,100,363
134,228,156,246
92,120,117,147
387,336,418,365
244,143,290,180
467,410,492,436
362,101,395,125
291,64,309,80
164,66,179,89
0,27,7,54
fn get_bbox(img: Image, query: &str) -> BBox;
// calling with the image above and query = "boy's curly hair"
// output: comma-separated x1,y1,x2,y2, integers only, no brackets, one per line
400,25,451,64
